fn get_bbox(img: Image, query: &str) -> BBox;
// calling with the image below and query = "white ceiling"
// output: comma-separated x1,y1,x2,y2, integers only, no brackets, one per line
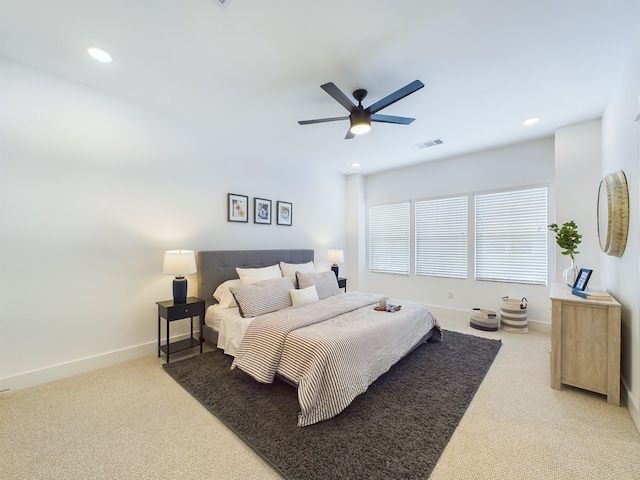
1,0,639,175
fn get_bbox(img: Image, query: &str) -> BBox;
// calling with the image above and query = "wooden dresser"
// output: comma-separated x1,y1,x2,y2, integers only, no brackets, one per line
549,283,621,406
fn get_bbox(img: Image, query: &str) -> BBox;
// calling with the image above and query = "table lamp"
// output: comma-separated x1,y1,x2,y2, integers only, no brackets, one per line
327,249,344,278
163,250,197,304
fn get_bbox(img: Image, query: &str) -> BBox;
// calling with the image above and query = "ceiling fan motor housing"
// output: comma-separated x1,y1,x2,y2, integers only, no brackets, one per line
350,108,371,128
353,89,368,104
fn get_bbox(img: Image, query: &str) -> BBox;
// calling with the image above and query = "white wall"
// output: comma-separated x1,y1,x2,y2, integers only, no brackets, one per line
554,119,603,285
0,58,346,390
601,29,640,431
360,138,555,324
345,174,366,290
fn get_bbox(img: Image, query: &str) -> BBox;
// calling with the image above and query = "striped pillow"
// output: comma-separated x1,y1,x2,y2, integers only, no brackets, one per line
230,277,294,318
296,271,341,299
280,261,315,287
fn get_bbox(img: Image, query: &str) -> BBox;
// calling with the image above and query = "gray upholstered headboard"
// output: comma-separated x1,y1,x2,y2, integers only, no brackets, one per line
197,249,315,308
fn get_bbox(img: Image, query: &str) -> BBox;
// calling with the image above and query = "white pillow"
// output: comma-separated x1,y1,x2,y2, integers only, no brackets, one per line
290,285,319,306
280,261,315,286
230,277,294,318
212,279,241,308
296,271,341,299
236,264,282,285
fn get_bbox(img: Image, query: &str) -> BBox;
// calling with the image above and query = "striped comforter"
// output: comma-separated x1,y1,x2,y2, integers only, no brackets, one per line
231,291,441,426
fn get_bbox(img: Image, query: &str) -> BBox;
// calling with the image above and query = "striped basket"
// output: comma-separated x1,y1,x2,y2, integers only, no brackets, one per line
470,308,499,331
500,296,528,333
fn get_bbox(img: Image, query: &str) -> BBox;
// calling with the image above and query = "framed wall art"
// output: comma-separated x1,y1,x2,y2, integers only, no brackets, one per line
254,197,272,224
227,193,248,222
277,201,293,226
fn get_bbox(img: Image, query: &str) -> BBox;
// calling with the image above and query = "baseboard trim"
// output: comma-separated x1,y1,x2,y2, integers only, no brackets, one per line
622,377,640,433
0,307,553,396
422,304,551,333
0,341,157,394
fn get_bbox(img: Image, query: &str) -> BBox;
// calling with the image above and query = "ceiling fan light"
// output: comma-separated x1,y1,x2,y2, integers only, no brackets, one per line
349,108,372,135
350,122,371,135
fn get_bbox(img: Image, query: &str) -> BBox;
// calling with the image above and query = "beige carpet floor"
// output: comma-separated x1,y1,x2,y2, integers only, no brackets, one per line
1,314,639,479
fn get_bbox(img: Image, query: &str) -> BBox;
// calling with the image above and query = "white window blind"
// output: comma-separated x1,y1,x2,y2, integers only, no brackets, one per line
415,196,468,278
475,187,547,285
369,202,410,274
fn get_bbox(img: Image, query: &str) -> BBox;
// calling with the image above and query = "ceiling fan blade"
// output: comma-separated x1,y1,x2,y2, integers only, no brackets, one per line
344,129,355,140
367,80,424,114
298,116,349,125
371,114,415,125
321,82,356,112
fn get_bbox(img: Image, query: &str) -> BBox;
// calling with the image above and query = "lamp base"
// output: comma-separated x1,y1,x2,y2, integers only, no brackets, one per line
173,276,187,304
331,265,339,278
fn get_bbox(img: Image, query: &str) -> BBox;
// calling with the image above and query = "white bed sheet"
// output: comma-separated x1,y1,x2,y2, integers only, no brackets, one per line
205,305,253,356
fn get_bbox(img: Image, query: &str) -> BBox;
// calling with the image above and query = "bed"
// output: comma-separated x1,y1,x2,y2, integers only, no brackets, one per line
197,249,441,426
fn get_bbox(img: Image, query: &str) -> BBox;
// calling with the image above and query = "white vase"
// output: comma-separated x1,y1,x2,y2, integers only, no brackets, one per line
562,255,578,287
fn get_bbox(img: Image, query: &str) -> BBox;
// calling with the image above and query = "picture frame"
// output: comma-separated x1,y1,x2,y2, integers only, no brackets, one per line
572,268,593,291
254,197,272,224
276,201,293,226
227,193,249,222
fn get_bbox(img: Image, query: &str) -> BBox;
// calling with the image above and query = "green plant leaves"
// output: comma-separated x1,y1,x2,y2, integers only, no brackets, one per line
548,221,582,256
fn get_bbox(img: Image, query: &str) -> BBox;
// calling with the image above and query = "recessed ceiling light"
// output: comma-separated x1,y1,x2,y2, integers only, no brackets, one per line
523,116,540,126
87,47,113,63
351,162,361,168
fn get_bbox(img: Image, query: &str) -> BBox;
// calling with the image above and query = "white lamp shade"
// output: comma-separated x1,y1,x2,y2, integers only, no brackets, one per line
162,250,197,276
327,249,344,264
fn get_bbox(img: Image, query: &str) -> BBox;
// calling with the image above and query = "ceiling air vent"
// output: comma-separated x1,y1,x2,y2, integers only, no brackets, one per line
416,138,444,149
212,0,232,8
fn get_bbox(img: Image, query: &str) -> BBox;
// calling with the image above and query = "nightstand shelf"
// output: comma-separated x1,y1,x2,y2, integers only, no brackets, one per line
157,296,205,364
158,337,201,357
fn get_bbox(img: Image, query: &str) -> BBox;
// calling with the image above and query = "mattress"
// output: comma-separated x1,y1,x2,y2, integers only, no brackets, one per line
205,305,253,356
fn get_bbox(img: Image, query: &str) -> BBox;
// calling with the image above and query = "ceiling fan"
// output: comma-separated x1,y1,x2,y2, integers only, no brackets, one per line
298,80,424,139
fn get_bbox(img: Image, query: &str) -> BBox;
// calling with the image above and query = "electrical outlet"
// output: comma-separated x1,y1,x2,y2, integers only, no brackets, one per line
448,291,454,299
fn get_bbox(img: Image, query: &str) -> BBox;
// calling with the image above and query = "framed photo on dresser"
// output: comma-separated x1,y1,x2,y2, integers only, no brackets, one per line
573,268,593,291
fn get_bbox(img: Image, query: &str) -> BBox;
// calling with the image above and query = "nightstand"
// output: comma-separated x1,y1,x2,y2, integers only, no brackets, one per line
338,277,347,292
156,297,205,364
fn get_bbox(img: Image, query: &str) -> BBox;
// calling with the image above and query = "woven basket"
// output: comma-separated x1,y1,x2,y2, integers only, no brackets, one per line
500,297,528,333
470,308,499,331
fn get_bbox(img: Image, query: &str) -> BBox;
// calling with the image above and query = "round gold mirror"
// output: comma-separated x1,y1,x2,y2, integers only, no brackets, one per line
597,170,629,257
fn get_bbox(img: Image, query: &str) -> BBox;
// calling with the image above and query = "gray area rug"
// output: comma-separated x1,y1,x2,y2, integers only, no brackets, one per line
163,330,501,480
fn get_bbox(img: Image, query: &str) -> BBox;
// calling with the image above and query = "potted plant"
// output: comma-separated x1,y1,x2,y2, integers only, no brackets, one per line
548,221,582,286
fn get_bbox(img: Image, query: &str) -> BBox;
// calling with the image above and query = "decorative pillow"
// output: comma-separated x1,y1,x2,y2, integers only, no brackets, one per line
280,261,315,287
230,277,294,318
212,279,241,308
290,285,319,306
296,271,341,300
236,264,282,285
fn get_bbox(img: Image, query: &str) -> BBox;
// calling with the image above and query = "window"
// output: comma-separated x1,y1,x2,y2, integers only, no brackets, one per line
475,186,547,285
415,196,468,278
369,202,410,274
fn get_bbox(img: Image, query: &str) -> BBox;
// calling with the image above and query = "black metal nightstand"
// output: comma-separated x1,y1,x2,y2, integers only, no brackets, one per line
338,277,347,291
156,296,205,364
